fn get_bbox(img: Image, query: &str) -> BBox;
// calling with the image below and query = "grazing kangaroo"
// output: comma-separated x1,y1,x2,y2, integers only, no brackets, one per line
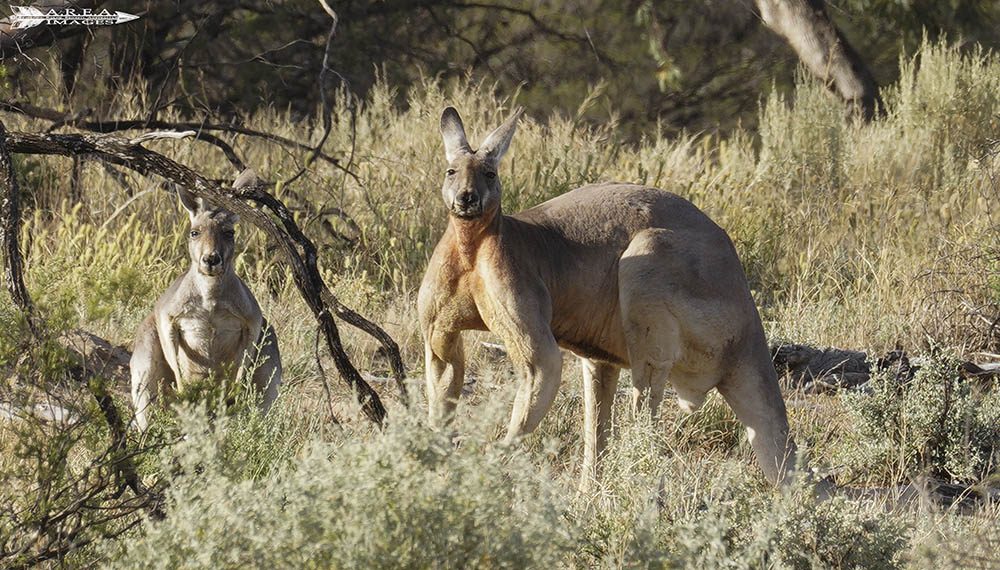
130,170,281,431
419,108,797,488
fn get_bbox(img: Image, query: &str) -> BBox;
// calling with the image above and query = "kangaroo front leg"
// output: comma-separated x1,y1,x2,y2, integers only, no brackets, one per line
503,330,562,442
158,317,184,389
425,329,465,427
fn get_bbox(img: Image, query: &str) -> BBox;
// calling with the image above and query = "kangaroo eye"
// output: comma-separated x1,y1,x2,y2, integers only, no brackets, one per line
484,171,497,180
189,230,200,238
223,229,235,238
446,169,456,176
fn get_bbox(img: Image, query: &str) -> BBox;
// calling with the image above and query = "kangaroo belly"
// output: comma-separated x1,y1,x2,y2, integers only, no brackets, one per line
519,184,747,369
552,296,629,366
175,314,246,382
545,253,629,366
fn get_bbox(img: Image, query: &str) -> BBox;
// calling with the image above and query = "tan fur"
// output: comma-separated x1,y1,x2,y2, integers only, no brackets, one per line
130,171,281,431
419,108,797,488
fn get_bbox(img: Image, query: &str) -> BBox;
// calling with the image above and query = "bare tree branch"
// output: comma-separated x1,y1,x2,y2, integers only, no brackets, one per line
3,128,396,424
0,123,38,334
0,100,351,178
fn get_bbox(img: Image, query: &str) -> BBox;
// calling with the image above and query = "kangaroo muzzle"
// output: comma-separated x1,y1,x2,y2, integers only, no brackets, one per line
200,251,224,275
452,191,481,218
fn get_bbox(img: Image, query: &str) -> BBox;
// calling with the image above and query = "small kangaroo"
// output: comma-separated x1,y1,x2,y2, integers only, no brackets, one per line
130,170,281,431
419,108,797,488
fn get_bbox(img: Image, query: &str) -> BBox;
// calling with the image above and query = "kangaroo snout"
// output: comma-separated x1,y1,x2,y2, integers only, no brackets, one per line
452,191,481,217
199,250,225,275
202,252,221,267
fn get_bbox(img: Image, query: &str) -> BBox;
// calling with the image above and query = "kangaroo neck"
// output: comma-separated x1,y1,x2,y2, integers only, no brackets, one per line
449,208,503,268
188,266,237,302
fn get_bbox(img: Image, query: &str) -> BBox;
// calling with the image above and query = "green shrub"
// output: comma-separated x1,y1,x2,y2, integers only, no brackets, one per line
109,405,575,569
841,352,1000,485
764,491,908,570
602,473,909,570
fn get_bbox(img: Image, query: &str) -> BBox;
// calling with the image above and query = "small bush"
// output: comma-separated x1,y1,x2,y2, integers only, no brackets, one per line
765,490,908,570
109,406,575,569
624,475,909,570
841,352,1000,485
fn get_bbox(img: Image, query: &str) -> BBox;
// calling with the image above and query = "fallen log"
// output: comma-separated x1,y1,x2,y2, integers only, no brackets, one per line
771,343,873,393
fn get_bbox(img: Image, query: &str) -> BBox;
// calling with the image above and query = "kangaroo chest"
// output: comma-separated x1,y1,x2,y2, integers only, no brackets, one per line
173,302,249,381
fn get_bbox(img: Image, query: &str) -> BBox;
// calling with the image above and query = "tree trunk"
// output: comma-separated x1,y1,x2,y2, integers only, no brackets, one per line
754,0,881,119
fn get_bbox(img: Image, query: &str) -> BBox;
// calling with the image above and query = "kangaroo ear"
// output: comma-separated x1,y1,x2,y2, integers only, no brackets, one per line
177,187,202,220
440,107,472,162
232,168,262,191
478,107,523,164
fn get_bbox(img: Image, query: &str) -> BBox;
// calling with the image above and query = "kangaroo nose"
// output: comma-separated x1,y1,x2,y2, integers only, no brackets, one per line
458,192,477,206
202,252,221,267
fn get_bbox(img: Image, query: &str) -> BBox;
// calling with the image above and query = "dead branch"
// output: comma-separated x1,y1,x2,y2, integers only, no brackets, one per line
754,0,882,119
128,129,196,144
2,128,401,423
0,100,350,178
322,290,408,403
57,329,132,384
0,125,36,333
280,2,344,188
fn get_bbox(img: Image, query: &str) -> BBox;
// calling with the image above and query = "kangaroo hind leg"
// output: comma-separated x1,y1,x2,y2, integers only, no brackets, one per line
619,230,683,423
580,357,620,490
130,316,171,432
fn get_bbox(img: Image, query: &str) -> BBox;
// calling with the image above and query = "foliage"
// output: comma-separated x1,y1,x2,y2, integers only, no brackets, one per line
100,403,914,570
842,352,1000,485
0,307,155,568
108,405,575,569
10,1,1000,138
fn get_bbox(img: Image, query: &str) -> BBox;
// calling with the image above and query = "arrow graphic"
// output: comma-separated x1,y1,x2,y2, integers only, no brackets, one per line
8,6,140,29
9,6,45,29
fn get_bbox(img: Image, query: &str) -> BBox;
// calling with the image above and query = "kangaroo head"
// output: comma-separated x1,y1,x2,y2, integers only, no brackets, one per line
439,107,522,222
178,187,240,278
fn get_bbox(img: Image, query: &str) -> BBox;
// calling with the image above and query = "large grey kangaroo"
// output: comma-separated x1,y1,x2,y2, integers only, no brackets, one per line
130,171,281,431
418,108,797,488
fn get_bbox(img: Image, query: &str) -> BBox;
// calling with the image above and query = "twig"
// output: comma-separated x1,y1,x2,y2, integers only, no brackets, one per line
313,321,342,426
99,188,156,229
280,2,343,188
128,130,196,144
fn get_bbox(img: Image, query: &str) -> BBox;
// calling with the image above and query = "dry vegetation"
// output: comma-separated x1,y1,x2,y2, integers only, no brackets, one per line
1,41,999,568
